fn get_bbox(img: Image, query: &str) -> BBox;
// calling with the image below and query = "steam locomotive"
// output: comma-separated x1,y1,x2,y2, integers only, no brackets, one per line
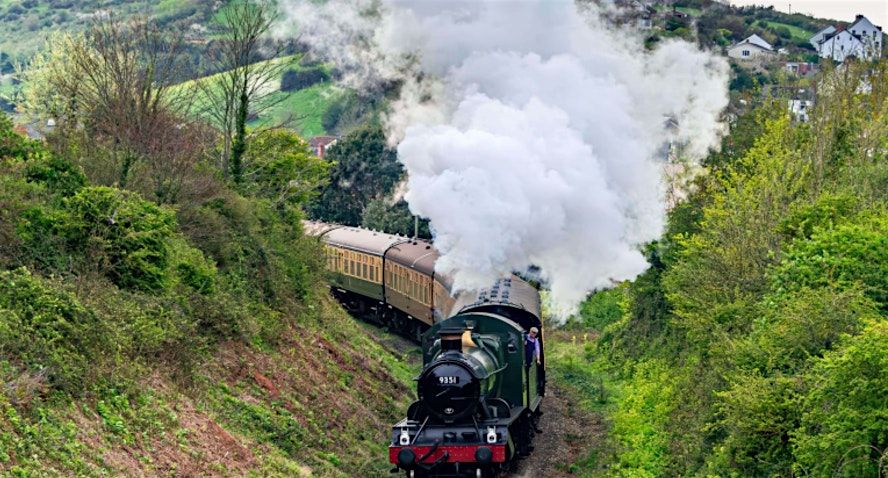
304,222,545,478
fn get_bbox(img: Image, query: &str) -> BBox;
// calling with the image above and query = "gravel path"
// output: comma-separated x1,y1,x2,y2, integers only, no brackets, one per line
509,383,608,477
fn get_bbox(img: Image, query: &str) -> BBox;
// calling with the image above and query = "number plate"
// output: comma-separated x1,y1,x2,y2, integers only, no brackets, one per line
438,376,460,385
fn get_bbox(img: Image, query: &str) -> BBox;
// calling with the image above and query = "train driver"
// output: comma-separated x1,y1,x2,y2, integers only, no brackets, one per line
525,326,541,366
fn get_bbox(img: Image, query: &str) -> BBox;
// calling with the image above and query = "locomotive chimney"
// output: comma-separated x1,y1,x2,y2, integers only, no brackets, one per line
439,327,465,351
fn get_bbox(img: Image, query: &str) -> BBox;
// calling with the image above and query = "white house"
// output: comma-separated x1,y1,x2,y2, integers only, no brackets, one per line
789,99,813,122
727,34,776,61
810,25,837,49
811,15,883,62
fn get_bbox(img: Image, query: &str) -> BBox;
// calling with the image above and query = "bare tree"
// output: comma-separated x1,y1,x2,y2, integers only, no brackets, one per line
76,18,195,187
22,17,218,204
197,0,289,184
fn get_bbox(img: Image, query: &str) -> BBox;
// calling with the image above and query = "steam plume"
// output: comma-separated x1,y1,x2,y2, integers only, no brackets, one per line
280,0,729,317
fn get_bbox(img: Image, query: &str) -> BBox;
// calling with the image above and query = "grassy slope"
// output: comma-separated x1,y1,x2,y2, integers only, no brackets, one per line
544,332,619,476
764,20,814,42
0,0,208,58
178,55,345,139
0,293,416,477
252,83,345,138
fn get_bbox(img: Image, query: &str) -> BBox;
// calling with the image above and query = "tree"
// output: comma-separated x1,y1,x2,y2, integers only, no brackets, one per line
361,198,430,238
21,21,216,205
280,67,329,92
241,129,331,207
309,123,403,225
196,0,287,184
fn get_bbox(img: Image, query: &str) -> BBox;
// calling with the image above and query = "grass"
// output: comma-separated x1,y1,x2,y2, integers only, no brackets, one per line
545,332,620,476
0,296,417,477
764,21,814,43
177,54,345,139
251,82,344,138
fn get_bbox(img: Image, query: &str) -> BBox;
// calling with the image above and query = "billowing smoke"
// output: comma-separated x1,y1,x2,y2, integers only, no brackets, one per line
280,0,729,317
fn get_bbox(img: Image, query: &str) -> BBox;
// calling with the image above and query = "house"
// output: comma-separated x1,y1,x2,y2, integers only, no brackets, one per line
309,136,338,159
809,25,837,49
811,15,883,62
727,34,776,61
784,61,817,76
789,99,813,122
637,13,653,30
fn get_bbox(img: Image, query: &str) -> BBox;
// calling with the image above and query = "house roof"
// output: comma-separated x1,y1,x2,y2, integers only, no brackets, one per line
814,25,837,36
822,29,865,44
309,135,337,148
742,34,773,51
848,14,882,32
728,39,773,53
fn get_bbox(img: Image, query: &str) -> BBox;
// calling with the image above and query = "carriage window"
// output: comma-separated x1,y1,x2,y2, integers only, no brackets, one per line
362,263,368,279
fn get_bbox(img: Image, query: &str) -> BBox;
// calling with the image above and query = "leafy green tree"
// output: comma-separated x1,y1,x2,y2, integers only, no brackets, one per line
793,321,888,477
361,198,430,238
0,113,40,160
241,129,331,207
309,123,402,225
665,115,807,346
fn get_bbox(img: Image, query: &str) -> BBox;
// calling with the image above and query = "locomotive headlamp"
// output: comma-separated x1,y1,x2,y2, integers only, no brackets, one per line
397,448,416,468
475,446,493,464
399,427,410,445
486,426,497,444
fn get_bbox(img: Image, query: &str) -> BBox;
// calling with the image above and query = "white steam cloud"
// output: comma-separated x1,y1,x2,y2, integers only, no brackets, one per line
280,0,729,317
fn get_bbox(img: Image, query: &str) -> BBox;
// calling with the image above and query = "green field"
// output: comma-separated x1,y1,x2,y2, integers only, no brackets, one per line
764,20,814,43
176,54,344,139
250,82,344,138
0,0,211,59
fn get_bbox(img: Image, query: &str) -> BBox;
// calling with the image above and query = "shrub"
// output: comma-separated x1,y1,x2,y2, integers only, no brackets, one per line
169,237,217,294
793,321,888,477
0,114,41,160
773,214,888,308
778,193,859,241
279,67,329,92
0,268,108,393
24,151,86,196
63,186,177,292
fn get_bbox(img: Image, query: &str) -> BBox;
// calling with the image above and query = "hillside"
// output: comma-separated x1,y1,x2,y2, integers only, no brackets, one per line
178,55,348,139
0,113,415,477
0,0,214,68
554,61,888,476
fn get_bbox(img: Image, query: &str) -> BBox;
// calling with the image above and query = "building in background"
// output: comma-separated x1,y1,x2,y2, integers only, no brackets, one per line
309,136,338,159
727,34,776,62
811,15,883,62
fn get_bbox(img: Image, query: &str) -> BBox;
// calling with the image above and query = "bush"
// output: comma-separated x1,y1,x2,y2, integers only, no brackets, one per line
24,151,86,196
170,237,217,294
280,67,329,92
773,214,888,308
0,268,108,393
63,186,177,292
793,321,888,477
0,114,41,160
